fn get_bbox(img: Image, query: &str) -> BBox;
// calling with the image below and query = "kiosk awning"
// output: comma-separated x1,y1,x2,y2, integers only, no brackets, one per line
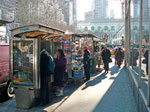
11,24,65,39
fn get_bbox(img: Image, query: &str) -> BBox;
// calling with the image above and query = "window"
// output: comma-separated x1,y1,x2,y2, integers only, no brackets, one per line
111,26,115,31
91,26,95,30
104,26,108,31
97,26,101,31
142,26,144,30
133,26,138,30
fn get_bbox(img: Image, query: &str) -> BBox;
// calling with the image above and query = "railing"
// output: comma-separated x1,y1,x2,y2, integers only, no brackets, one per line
125,0,150,112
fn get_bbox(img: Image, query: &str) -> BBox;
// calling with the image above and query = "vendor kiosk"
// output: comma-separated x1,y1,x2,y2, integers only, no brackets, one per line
71,34,100,73
60,34,100,81
10,24,64,109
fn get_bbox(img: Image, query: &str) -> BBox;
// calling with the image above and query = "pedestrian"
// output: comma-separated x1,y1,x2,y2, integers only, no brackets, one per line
53,49,67,96
101,47,111,73
144,49,149,75
115,47,124,67
114,48,119,65
130,48,139,66
40,49,52,105
83,46,91,81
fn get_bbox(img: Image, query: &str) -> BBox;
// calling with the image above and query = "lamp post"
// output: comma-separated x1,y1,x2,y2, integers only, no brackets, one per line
122,35,124,46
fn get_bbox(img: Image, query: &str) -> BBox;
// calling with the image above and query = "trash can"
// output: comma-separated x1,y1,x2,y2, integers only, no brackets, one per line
90,58,94,73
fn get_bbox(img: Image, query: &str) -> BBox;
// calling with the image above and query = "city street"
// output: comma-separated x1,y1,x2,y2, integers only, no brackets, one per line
0,0,150,111
0,58,137,112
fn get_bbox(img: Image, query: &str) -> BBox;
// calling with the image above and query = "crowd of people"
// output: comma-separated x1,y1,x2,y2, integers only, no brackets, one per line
39,46,125,105
40,49,67,105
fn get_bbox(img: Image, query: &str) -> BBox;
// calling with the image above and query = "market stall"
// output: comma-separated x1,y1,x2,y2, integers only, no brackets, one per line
60,34,101,83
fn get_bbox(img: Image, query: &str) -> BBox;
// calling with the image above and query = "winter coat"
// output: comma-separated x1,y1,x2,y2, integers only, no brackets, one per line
144,50,148,64
101,49,111,63
54,56,67,87
40,51,50,79
83,49,90,65
130,49,139,66
115,50,124,65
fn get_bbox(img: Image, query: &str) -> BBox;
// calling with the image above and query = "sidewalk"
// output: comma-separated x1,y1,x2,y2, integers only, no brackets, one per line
0,65,137,112
47,66,137,112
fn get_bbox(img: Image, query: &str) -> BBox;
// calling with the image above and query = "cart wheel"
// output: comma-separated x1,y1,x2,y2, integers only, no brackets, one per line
7,82,15,98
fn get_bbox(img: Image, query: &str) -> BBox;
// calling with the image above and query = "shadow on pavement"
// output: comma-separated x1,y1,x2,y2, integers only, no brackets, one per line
93,68,137,112
82,73,107,90
0,80,87,112
109,65,119,75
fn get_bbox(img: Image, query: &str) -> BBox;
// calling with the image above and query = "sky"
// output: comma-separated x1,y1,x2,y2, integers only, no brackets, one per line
76,0,122,21
76,0,93,21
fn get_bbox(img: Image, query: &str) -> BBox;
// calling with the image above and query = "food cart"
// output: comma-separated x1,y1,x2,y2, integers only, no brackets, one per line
10,24,64,109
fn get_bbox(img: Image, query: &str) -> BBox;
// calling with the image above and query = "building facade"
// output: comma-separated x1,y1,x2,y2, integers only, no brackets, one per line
132,0,150,18
77,19,124,45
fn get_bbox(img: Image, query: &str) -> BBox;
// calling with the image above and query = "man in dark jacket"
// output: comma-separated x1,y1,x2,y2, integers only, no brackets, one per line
40,49,51,105
101,47,111,73
144,50,149,75
83,47,90,81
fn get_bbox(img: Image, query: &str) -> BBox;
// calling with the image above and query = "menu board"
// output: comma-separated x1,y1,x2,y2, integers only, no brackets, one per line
13,41,33,85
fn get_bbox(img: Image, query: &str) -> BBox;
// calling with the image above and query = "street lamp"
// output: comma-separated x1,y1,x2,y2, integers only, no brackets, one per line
122,35,124,46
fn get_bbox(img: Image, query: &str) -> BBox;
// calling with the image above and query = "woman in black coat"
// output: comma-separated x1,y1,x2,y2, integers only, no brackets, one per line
83,47,90,81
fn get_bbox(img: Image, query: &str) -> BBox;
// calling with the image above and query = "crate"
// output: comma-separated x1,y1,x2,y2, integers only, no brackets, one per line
74,78,84,85
72,68,84,79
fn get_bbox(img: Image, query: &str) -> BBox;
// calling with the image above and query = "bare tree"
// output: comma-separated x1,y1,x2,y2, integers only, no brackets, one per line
14,0,70,31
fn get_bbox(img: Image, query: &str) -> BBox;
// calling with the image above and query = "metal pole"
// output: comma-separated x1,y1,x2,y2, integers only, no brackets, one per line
138,0,143,88
147,0,150,107
124,0,127,67
147,2,150,105
147,33,150,106
127,0,131,65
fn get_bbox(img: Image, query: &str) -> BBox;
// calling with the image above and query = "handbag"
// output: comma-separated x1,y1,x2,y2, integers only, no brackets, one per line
142,59,146,64
63,72,68,83
108,58,112,63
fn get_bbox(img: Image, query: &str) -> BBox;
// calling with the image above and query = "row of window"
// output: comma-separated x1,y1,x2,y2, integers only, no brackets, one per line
89,26,115,31
132,26,145,30
85,25,145,31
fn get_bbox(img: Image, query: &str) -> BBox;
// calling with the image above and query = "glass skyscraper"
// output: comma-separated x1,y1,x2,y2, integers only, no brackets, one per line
94,0,108,19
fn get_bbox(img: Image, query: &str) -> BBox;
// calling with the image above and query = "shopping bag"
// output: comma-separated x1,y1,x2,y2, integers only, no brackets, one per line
108,58,112,63
142,59,146,64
